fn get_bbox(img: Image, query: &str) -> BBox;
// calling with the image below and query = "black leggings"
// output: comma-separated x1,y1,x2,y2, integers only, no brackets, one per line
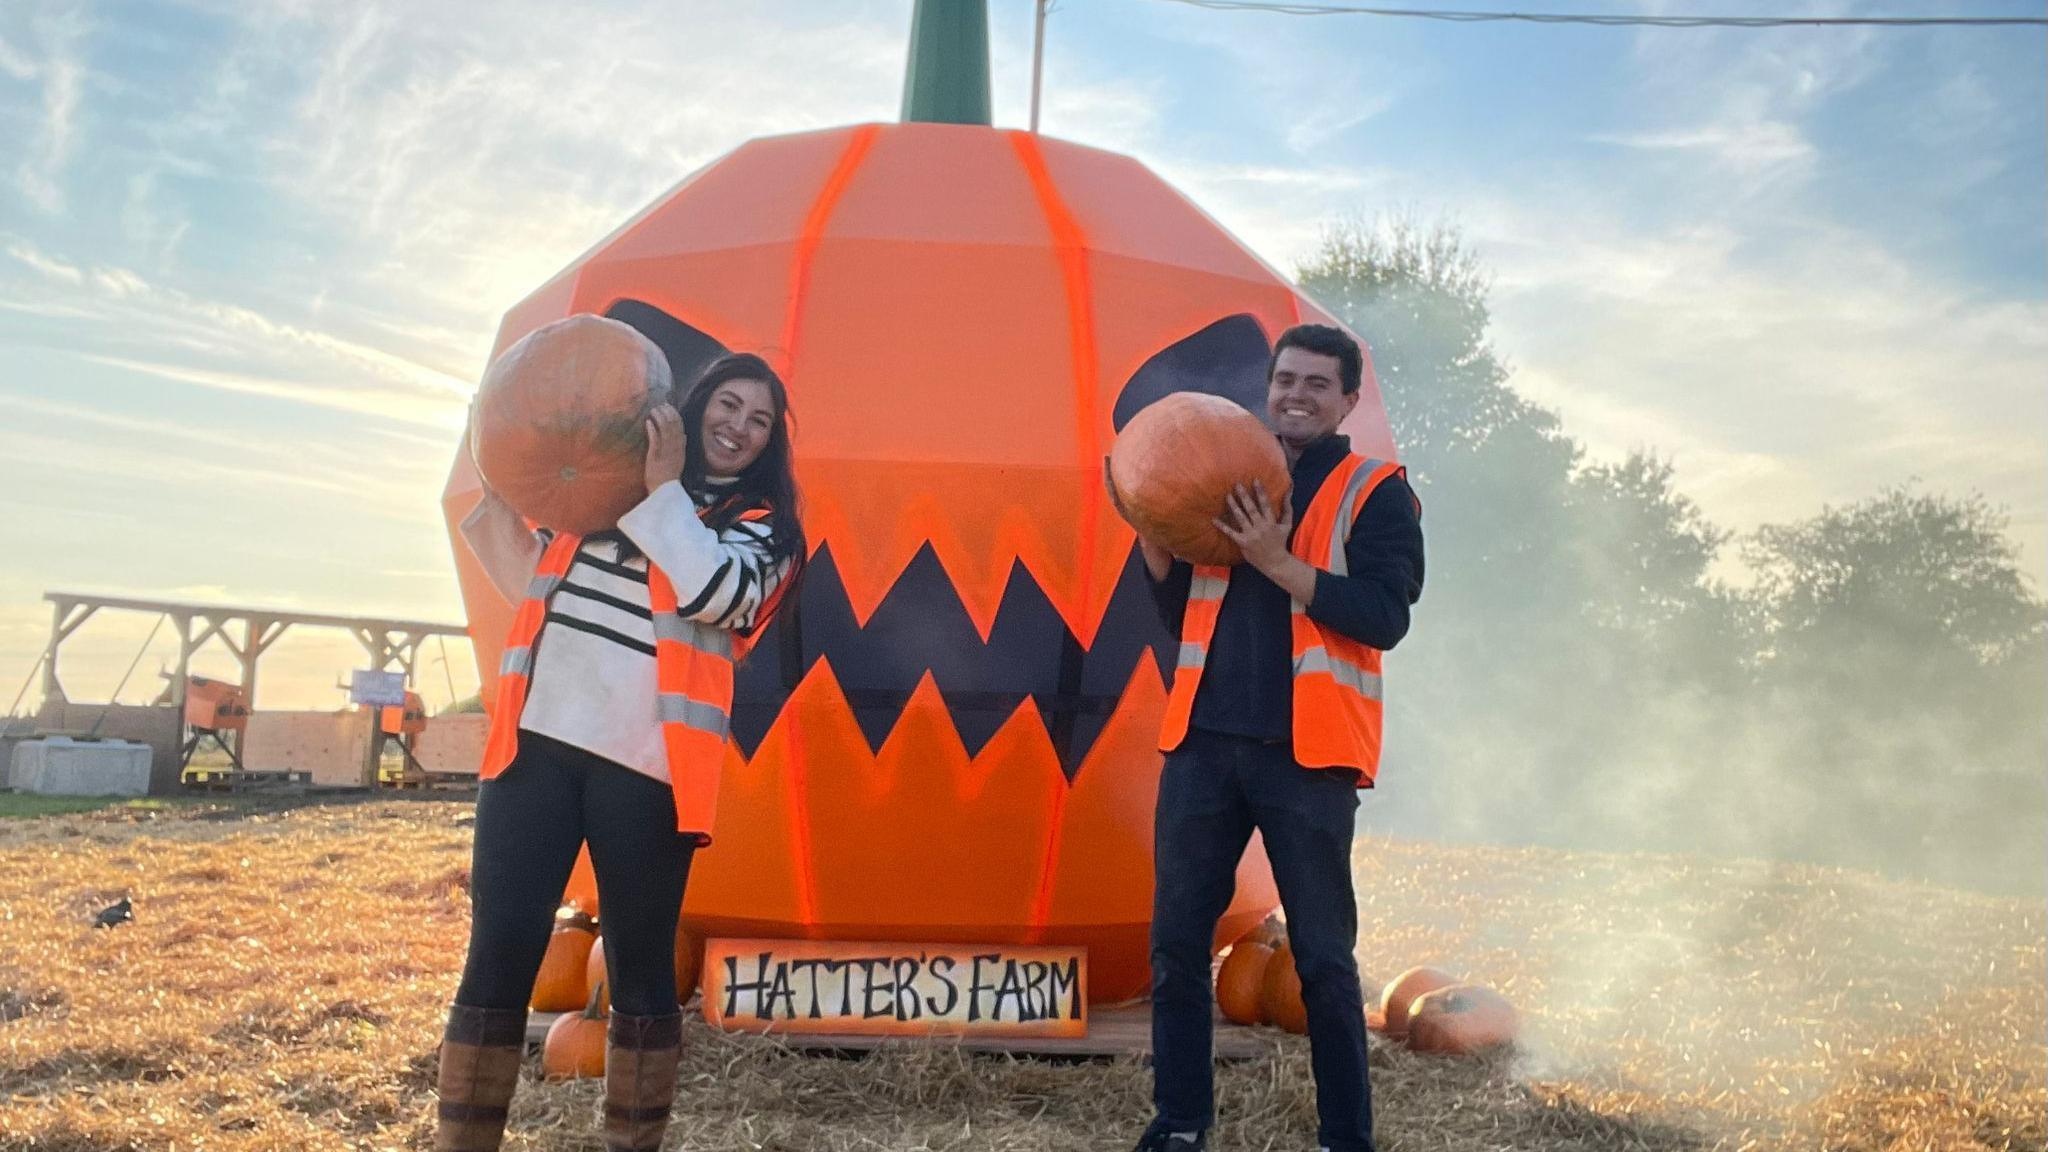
455,731,696,1017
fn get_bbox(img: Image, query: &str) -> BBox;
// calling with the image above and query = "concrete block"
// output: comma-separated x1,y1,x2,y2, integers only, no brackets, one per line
9,737,153,797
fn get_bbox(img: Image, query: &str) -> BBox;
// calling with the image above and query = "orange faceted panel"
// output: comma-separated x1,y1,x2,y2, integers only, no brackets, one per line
442,121,1394,1003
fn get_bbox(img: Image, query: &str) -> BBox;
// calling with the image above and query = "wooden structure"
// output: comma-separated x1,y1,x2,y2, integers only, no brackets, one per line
31,591,469,794
523,1001,1277,1060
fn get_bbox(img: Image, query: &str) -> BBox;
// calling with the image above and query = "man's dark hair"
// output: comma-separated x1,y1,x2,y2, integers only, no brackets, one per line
1269,323,1363,395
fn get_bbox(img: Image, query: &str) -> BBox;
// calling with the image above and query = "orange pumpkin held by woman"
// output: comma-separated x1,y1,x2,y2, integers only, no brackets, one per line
1109,393,1291,566
471,313,673,535
443,37,1393,1004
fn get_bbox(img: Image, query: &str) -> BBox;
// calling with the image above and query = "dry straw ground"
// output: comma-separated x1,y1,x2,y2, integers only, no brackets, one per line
0,798,2038,1151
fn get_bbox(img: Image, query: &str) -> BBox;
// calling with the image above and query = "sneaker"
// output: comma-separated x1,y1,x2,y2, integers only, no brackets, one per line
1134,1118,1207,1151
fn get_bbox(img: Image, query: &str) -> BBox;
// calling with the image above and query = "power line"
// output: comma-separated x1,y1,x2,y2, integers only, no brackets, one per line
1145,0,2048,27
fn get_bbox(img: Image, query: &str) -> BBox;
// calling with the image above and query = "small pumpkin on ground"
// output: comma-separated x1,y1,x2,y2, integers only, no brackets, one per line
1258,942,1309,1035
675,926,705,1004
1215,940,1274,1026
586,935,610,1014
543,982,609,1079
531,908,599,1013
1405,983,1519,1056
1372,965,1457,1038
1241,914,1288,951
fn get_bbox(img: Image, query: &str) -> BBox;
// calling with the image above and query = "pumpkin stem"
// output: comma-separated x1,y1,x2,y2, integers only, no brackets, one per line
901,0,991,126
583,980,607,1020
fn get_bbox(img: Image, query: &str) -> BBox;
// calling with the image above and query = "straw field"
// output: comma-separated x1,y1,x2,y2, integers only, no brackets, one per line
0,798,2038,1151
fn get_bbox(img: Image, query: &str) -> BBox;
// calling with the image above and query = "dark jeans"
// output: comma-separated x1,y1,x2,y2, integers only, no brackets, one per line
1150,728,1373,1152
455,731,696,1017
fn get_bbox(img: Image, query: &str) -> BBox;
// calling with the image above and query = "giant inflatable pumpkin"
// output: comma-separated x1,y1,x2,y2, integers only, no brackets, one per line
441,14,1395,1005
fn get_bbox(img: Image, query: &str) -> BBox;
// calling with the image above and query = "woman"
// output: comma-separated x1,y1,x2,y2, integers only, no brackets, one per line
438,351,804,1152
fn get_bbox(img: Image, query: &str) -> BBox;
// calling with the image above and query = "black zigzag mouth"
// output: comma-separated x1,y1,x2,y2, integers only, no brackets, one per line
731,543,1175,778
604,298,1282,777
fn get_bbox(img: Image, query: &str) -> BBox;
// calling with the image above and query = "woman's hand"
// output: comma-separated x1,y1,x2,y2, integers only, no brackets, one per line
644,406,686,495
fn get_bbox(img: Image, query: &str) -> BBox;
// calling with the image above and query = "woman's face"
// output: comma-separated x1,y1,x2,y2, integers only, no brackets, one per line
699,377,777,478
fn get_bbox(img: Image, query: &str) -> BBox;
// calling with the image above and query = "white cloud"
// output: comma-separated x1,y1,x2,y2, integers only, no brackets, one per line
79,353,461,431
1591,120,1814,179
1475,197,2048,568
5,237,83,283
14,4,86,214
0,34,35,81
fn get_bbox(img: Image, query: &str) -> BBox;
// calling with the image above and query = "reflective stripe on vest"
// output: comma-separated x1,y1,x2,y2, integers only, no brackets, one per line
1157,452,1405,781
478,506,773,844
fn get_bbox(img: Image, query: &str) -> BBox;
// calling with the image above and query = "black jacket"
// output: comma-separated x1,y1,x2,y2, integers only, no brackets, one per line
1148,434,1424,743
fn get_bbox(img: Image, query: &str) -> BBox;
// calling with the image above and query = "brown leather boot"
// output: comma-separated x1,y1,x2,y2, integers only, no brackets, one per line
434,1004,527,1152
603,1012,682,1151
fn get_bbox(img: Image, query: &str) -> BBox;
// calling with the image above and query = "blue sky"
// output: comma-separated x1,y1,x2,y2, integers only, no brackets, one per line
2,0,2043,711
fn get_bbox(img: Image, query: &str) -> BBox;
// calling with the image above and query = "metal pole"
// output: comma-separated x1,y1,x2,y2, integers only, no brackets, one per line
1030,0,1049,133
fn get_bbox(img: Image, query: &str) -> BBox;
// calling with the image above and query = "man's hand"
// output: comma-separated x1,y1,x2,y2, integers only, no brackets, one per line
644,406,686,495
1215,480,1319,601
1214,480,1290,569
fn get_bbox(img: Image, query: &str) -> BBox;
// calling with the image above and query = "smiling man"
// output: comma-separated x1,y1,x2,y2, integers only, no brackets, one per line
1131,324,1425,1152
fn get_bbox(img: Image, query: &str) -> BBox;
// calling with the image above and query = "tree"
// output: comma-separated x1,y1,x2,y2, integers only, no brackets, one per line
1299,219,1750,851
1294,219,2043,893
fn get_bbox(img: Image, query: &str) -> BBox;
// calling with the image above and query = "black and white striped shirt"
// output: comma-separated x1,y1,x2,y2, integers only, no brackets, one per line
460,478,788,783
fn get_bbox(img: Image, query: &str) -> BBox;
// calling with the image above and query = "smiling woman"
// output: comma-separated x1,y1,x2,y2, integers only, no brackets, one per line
446,333,807,1152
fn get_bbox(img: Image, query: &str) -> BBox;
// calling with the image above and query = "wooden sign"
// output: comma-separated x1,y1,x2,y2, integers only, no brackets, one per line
702,939,1087,1038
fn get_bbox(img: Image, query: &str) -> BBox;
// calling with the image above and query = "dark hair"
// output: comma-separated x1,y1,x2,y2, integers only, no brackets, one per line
673,352,807,570
1269,323,1363,395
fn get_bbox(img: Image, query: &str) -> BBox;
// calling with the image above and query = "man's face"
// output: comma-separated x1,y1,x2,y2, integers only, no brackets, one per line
1267,346,1358,450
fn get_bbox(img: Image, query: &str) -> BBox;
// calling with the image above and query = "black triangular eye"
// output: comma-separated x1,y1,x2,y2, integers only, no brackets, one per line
1112,313,1273,431
605,299,731,398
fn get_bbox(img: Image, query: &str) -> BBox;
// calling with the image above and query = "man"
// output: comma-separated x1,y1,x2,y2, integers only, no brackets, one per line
1129,324,1424,1152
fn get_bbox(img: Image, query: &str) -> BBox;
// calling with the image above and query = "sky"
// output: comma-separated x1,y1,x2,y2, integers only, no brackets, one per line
1,0,2043,714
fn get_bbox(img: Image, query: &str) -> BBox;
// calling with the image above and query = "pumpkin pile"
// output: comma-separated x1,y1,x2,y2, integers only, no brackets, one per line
530,902,708,1079
1213,915,1310,1034
1366,964,1519,1056
1211,919,1520,1056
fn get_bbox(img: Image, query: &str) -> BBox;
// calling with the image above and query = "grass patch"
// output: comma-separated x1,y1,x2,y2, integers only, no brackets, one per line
0,802,2036,1151
0,793,136,819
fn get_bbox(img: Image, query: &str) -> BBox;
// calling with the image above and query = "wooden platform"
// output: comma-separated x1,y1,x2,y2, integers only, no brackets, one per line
377,769,479,793
180,767,311,793
525,1001,1278,1060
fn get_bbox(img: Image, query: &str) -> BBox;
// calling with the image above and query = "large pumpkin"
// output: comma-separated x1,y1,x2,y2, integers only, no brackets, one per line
1406,984,1519,1056
471,313,672,535
443,122,1393,1004
1109,393,1291,566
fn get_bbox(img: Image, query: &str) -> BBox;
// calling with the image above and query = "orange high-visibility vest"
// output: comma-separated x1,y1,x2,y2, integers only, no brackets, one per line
1158,454,1406,782
478,507,783,844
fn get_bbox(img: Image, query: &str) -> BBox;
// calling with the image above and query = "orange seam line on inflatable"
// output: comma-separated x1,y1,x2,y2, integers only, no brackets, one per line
1008,130,1103,648
782,667,824,934
1026,772,1069,940
781,124,881,379
1010,133,1101,934
1289,291,1303,326
776,129,875,933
